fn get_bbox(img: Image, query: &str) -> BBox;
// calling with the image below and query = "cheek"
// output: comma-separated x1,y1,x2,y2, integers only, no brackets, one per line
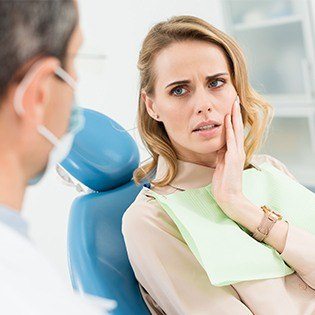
216,88,236,116
223,103,233,117
159,103,191,135
68,64,78,82
47,84,73,137
163,114,186,138
225,85,237,112
54,88,73,117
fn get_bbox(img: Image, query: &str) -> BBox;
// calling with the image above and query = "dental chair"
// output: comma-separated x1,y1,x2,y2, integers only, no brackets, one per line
59,108,150,315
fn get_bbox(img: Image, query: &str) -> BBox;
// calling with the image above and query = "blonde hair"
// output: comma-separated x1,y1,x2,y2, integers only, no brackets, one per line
133,15,274,187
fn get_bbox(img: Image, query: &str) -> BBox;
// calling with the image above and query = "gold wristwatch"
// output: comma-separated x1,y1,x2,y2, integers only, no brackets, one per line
252,205,282,242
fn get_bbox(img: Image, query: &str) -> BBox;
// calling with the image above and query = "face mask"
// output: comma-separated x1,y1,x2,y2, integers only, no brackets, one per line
13,61,85,185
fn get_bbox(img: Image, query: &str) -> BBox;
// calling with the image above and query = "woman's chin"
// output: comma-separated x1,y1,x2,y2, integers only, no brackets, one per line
192,147,221,155
194,140,225,154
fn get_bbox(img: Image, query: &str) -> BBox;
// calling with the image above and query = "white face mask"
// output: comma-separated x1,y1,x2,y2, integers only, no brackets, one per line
13,61,85,185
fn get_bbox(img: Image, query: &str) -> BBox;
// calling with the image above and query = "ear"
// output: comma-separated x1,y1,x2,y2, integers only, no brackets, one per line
141,90,160,121
15,57,60,126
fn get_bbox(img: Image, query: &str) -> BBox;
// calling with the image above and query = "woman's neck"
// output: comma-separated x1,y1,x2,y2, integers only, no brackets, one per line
177,151,218,169
171,138,220,169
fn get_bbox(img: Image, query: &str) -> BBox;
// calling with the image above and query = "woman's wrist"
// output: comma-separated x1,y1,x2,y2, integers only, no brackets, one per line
226,196,264,232
228,196,289,253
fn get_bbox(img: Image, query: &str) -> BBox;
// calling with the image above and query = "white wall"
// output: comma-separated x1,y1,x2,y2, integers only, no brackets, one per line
23,0,226,282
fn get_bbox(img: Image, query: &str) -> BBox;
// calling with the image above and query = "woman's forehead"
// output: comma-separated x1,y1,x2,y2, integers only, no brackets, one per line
154,41,229,86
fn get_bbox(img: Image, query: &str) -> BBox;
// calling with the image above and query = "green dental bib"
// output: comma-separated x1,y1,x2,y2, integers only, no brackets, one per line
146,162,315,287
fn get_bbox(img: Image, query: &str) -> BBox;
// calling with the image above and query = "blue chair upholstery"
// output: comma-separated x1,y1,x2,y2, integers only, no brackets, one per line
60,108,150,315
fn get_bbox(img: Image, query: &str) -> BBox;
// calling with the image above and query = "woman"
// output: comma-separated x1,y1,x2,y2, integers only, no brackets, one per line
122,16,315,314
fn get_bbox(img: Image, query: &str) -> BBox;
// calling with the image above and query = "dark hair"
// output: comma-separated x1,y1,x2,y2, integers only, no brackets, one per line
0,0,78,101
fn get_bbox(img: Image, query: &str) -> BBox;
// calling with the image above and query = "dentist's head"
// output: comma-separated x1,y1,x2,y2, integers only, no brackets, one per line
0,0,83,193
134,16,273,187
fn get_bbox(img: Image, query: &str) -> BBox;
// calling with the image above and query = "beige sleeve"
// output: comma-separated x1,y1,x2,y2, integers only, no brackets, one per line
252,154,298,181
122,193,253,315
256,154,315,289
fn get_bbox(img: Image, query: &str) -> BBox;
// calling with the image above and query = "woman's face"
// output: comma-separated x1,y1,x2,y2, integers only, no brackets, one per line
144,40,238,164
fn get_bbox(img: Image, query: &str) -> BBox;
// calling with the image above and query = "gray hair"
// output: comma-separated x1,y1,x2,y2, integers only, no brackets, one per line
0,0,78,101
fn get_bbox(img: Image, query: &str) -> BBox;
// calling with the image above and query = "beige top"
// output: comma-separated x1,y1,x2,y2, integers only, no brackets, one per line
122,154,315,315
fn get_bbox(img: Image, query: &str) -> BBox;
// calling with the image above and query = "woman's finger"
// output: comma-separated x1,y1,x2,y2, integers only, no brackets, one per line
217,146,226,166
232,96,245,152
225,113,237,153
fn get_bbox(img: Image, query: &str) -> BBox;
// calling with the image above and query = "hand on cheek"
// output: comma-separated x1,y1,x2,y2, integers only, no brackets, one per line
211,95,247,220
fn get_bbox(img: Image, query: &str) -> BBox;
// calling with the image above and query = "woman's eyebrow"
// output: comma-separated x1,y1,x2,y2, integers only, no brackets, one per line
206,72,229,80
165,72,229,89
165,80,190,89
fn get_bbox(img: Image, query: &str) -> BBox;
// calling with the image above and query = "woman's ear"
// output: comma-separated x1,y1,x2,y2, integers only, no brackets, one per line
141,90,160,121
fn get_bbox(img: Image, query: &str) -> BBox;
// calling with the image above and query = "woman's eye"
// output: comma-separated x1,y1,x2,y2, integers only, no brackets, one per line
171,86,187,96
209,79,225,88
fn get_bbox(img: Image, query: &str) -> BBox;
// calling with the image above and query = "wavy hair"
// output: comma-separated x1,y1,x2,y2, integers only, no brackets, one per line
133,15,274,187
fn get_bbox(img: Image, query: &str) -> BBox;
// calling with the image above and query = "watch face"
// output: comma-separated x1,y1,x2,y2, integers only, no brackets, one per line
269,211,282,221
262,206,282,221
262,205,270,213
268,212,278,222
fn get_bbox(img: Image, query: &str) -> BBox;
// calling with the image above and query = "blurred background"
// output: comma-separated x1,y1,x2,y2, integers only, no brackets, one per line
23,0,315,284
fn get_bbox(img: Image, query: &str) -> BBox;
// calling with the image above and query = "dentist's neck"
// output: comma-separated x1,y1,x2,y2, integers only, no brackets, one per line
0,152,26,212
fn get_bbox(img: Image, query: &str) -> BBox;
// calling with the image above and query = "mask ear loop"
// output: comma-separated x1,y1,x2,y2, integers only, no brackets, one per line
13,60,60,146
13,59,53,116
55,67,77,90
40,67,78,145
14,60,77,146
14,61,77,116
37,125,60,146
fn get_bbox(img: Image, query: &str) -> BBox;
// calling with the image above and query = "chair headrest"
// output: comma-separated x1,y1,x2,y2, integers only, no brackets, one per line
60,108,140,192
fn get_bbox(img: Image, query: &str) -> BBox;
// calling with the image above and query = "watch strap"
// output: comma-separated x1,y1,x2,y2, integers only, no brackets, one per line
252,206,282,242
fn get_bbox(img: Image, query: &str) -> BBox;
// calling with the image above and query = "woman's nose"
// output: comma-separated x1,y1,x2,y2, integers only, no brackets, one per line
194,89,214,115
196,107,211,115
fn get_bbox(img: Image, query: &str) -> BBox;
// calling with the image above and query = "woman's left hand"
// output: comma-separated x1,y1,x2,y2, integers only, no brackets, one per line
211,95,247,220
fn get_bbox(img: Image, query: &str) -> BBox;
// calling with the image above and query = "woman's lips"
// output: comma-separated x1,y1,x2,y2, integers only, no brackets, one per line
193,125,221,138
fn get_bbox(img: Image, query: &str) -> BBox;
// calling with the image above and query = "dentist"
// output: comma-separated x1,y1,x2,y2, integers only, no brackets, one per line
0,1,109,314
